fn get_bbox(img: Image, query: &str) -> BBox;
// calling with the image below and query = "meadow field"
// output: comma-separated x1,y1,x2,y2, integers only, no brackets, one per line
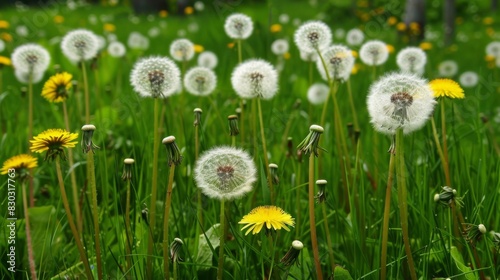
0,0,499,279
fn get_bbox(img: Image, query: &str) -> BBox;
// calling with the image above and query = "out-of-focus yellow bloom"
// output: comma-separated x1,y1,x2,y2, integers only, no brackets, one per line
448,44,458,52
409,22,420,31
1,32,12,42
374,7,384,14
227,42,235,49
0,20,9,29
483,17,494,25
0,56,11,66
456,17,463,25
351,63,360,75
387,16,398,26
104,23,116,32
485,55,495,62
486,27,495,37
270,24,282,33
361,13,371,22
54,15,64,24
159,10,168,18
1,154,37,175
194,44,204,53
386,44,395,54
184,6,194,15
351,50,358,58
419,42,432,51
357,0,368,8
283,52,291,60
396,22,406,31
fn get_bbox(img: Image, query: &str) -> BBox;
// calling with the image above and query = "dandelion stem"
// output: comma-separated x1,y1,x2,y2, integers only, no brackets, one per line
217,199,226,280
308,155,323,280
125,176,133,278
81,61,91,123
28,74,34,207
87,150,103,280
295,163,302,239
321,201,335,271
267,233,278,279
163,165,176,280
257,98,274,203
440,100,452,186
430,117,450,186
22,181,37,280
237,39,242,63
346,79,359,131
395,129,417,280
55,158,93,279
194,122,203,260
380,142,396,280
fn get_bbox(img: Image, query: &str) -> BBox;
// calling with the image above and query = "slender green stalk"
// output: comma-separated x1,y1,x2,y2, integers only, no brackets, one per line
440,100,452,186
22,182,37,280
346,79,359,130
257,98,274,203
147,98,161,278
28,73,34,207
267,233,278,279
295,163,302,239
380,146,396,280
430,117,450,185
163,165,176,280
194,124,203,259
81,61,90,123
173,259,179,280
125,177,133,277
87,150,103,280
395,129,417,280
448,206,453,264
55,158,93,279
237,39,242,63
308,155,323,280
217,199,226,280
321,202,335,271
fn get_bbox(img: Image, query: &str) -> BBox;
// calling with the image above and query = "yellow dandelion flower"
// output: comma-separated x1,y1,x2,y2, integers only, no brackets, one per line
351,63,360,75
485,55,495,62
30,129,78,161
1,154,37,175
0,56,11,66
387,16,398,26
184,6,194,15
351,50,358,58
283,52,291,60
396,22,406,31
193,44,204,53
386,44,395,54
104,23,116,32
239,205,295,235
486,27,495,37
1,32,12,42
270,24,282,33
357,0,368,8
419,42,432,50
483,17,494,25
41,72,73,103
409,22,420,31
0,20,9,29
54,15,64,24
227,42,235,49
429,78,464,99
159,10,168,18
361,13,371,22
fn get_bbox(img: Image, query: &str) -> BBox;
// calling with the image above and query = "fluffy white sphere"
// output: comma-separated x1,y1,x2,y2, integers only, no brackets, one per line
367,72,436,135
130,56,181,98
316,45,354,82
169,38,195,62
197,51,218,69
184,66,217,96
486,41,500,57
307,83,329,105
294,21,332,53
438,60,458,77
359,40,389,66
61,29,99,62
396,47,427,74
231,59,279,99
346,28,364,46
11,43,50,74
14,69,44,84
224,13,254,40
299,50,318,62
127,32,150,50
271,39,289,56
459,71,479,88
107,41,126,58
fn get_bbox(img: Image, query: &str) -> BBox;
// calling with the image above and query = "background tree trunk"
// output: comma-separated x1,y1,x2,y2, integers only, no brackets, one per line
444,0,455,46
404,0,426,42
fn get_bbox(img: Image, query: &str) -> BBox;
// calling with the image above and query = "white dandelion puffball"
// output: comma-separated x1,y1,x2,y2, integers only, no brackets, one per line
170,38,195,62
16,26,29,37
359,40,389,66
486,41,500,57
346,28,364,46
194,146,257,201
127,32,150,50
294,21,332,53
130,56,181,98
279,14,290,24
11,43,50,74
194,1,204,11
438,60,458,77
316,45,354,82
107,41,126,58
459,71,479,88
15,69,44,84
299,50,318,62
61,29,99,62
271,39,289,55
396,47,427,74
197,51,218,69
334,28,345,40
224,13,254,40
184,66,217,96
367,72,436,135
231,59,279,99
307,83,329,105
96,35,106,51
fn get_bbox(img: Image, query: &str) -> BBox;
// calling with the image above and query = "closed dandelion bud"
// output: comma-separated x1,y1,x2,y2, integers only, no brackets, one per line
170,238,184,263
459,71,479,88
54,64,61,73
170,38,195,62
286,137,293,158
61,29,99,62
235,107,242,119
271,39,289,56
478,224,487,234
360,40,389,66
280,240,303,266
315,179,327,203
434,186,463,207
297,124,326,157
81,124,99,154
346,28,364,46
294,21,332,53
316,45,355,82
130,56,181,98
72,80,78,93
21,87,27,97
231,59,278,100
228,115,239,136
11,43,51,75
367,72,436,135
162,136,183,166
438,60,458,77
184,66,217,96
224,13,254,40
464,223,486,243
269,163,279,185
197,51,218,69
107,41,126,58
193,108,202,126
194,146,257,201
307,83,329,105
121,158,134,181
396,47,427,74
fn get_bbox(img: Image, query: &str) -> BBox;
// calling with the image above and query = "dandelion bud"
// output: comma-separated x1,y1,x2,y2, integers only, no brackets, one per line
316,45,355,82
162,136,183,166
184,66,217,96
297,124,326,157
293,99,302,109
54,64,61,73
20,87,27,97
193,108,203,126
170,38,195,62
197,51,218,69
360,40,389,66
294,21,332,53
231,59,278,100
315,179,327,203
61,29,99,62
478,224,487,234
130,56,181,98
121,158,135,181
224,13,254,40
11,43,51,75
269,163,279,185
280,240,304,266
81,124,99,154
170,238,184,263
235,107,242,119
396,47,427,74
464,223,486,244
433,193,440,202
228,115,239,136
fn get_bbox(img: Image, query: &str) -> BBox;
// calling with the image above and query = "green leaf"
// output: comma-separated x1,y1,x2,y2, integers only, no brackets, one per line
334,266,354,280
450,246,478,280
196,223,221,271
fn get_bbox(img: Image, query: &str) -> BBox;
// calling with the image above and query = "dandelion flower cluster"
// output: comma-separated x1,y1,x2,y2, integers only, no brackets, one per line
359,40,389,66
438,60,458,77
294,21,332,53
224,13,254,40
41,72,73,103
1,154,37,175
231,59,278,99
197,51,218,69
396,47,427,74
194,146,257,201
459,71,479,88
30,129,79,161
61,29,99,62
271,39,289,56
429,78,464,99
11,44,51,74
367,72,436,135
307,83,329,105
107,41,126,57
316,45,354,82
183,66,217,96
169,38,195,62
130,56,181,98
239,205,295,235
346,28,364,46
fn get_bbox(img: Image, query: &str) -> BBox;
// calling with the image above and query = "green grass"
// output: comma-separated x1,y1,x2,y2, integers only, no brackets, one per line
0,1,499,279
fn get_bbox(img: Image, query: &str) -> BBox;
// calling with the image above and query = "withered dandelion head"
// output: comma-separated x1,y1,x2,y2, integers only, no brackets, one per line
30,129,78,161
429,78,464,99
238,205,295,235
41,72,73,103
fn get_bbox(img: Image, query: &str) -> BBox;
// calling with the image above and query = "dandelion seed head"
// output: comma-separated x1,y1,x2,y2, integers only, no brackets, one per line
359,40,389,66
15,69,44,84
184,66,217,96
130,56,181,98
11,43,50,74
127,32,150,50
169,38,195,62
307,83,329,105
271,39,289,55
294,21,332,53
231,59,278,99
316,45,354,82
197,51,218,69
61,29,99,62
438,60,458,77
107,41,126,57
396,47,427,74
346,28,364,46
224,13,254,40
459,71,479,88
486,41,500,57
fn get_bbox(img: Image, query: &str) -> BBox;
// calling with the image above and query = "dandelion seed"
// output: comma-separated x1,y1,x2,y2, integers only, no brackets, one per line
438,60,458,77
367,72,436,135
459,71,479,88
316,45,354,82
294,21,332,53
107,41,126,58
359,40,389,66
61,29,99,62
11,43,50,74
41,72,72,103
197,51,218,69
30,129,78,161
170,38,195,62
231,59,278,99
239,205,295,235
184,66,217,96
194,146,256,201
271,39,289,56
396,47,427,74
346,28,364,46
429,78,464,99
224,13,254,40
130,56,181,98
307,83,329,105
